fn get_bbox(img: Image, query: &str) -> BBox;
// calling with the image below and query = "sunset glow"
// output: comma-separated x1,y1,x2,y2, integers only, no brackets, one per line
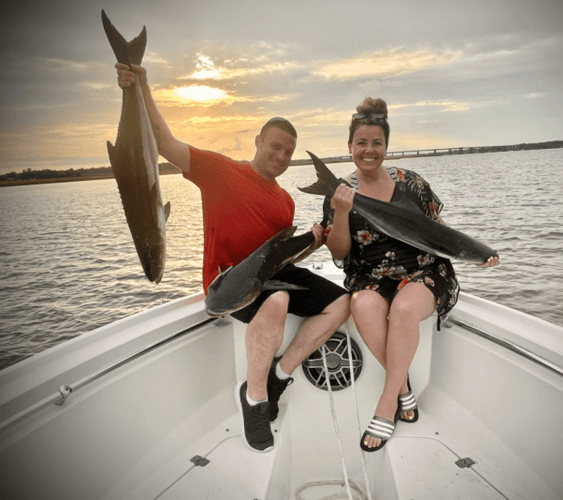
1,0,562,173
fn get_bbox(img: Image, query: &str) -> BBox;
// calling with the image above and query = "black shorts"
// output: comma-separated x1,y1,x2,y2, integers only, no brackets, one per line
230,263,348,324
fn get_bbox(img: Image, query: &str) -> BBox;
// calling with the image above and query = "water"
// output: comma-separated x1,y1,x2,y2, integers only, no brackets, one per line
1,149,562,369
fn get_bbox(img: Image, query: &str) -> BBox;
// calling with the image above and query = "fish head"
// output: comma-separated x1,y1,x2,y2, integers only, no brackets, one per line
205,270,262,317
205,288,260,317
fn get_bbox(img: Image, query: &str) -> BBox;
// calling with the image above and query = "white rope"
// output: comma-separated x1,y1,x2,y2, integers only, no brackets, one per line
294,319,374,500
320,342,356,500
295,479,367,500
342,318,375,500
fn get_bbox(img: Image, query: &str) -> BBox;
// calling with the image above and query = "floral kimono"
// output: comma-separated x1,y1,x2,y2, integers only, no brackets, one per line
322,167,460,317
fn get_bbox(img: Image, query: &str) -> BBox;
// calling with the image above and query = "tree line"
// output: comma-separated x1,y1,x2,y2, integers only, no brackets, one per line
0,163,180,182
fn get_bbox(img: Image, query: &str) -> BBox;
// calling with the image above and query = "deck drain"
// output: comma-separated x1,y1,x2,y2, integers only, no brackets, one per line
190,455,210,467
455,457,476,468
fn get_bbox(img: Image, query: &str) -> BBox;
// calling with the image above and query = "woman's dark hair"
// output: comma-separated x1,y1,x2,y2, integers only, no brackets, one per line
348,97,389,148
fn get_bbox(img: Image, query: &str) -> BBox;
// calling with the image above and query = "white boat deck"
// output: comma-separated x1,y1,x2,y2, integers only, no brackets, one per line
102,387,555,500
1,282,562,500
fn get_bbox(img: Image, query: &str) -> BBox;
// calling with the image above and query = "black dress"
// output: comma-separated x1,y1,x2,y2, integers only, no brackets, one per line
322,167,460,317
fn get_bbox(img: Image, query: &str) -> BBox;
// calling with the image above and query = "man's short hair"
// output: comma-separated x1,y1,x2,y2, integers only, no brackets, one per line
259,117,297,139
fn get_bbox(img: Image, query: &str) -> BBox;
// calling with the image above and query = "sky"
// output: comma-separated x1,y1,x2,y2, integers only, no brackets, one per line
1,0,562,174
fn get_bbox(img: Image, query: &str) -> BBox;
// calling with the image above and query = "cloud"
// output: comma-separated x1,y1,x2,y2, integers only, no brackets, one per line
143,51,170,66
392,100,471,114
178,53,303,81
312,47,462,80
82,82,112,90
41,58,103,72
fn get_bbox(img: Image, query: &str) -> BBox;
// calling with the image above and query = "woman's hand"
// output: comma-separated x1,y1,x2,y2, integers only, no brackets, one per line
115,63,146,89
476,255,500,268
330,184,355,215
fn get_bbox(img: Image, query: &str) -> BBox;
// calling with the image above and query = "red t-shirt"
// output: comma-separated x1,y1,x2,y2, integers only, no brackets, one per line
185,146,294,293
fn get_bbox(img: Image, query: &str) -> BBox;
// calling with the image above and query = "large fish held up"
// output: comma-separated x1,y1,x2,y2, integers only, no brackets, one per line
102,10,170,283
205,227,315,317
299,151,499,264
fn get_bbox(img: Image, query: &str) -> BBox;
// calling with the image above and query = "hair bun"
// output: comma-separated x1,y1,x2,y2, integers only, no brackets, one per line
356,97,388,120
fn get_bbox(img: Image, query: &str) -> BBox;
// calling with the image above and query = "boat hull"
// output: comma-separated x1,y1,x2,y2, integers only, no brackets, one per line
1,264,562,499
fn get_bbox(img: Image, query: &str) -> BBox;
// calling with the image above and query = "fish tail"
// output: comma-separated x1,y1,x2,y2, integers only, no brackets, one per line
101,10,147,66
297,151,340,197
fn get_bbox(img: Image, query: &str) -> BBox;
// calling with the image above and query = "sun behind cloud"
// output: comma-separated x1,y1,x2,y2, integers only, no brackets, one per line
154,84,236,106
175,85,227,102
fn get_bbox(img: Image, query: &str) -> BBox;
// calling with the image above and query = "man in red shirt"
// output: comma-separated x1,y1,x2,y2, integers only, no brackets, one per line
116,64,350,452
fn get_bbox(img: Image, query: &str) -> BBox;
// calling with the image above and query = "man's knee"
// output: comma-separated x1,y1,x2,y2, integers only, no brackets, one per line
322,293,351,321
264,291,290,311
251,291,290,329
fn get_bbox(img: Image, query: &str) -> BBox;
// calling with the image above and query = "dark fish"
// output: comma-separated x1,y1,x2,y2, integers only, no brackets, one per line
205,227,315,317
102,10,170,283
298,151,498,263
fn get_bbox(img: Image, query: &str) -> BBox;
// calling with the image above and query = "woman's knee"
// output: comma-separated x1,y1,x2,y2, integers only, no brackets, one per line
351,290,388,317
390,285,436,323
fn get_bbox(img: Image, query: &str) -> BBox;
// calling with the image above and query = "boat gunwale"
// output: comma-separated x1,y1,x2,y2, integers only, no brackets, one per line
443,317,563,377
0,316,217,434
2,285,562,435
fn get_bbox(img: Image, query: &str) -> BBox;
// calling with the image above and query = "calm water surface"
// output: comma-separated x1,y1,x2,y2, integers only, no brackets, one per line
1,149,562,369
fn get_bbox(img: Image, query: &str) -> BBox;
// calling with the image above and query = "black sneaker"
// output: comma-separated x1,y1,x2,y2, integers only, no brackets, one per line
235,381,274,452
267,357,294,423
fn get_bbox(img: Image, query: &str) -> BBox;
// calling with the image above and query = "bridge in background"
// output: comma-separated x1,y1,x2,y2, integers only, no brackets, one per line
289,140,563,166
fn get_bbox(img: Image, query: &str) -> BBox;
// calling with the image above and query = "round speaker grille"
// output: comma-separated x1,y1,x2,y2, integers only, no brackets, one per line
302,331,362,391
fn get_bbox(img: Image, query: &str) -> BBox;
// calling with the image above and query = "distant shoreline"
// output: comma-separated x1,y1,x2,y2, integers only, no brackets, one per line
1,141,561,187
0,167,180,188
0,171,179,188
0,174,116,187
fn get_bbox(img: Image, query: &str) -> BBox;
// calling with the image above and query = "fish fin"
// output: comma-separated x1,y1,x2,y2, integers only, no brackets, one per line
148,184,166,217
277,231,316,263
101,10,147,66
106,140,115,160
271,226,298,242
126,27,147,66
106,140,119,177
262,280,309,291
388,194,425,214
297,151,340,197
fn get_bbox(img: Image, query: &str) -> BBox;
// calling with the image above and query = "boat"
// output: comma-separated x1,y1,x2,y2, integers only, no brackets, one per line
1,261,562,500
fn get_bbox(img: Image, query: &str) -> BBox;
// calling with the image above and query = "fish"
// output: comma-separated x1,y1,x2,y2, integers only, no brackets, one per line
205,226,315,317
298,151,499,263
102,10,170,283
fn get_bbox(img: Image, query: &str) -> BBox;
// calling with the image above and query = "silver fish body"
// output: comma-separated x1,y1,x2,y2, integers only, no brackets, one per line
299,151,498,264
102,10,170,283
205,227,315,317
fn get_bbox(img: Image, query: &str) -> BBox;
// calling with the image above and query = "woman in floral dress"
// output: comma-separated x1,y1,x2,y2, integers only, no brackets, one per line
322,97,499,452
